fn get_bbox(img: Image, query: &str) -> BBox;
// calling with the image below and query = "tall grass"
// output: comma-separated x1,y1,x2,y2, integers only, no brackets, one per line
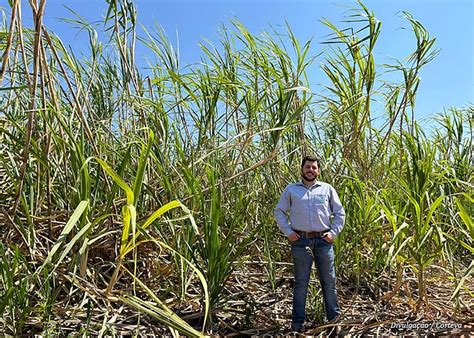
0,0,472,334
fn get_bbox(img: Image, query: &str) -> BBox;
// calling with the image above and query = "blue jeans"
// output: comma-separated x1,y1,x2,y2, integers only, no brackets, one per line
291,236,340,328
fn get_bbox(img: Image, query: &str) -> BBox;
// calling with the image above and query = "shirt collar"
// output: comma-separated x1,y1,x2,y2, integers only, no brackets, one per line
296,180,321,188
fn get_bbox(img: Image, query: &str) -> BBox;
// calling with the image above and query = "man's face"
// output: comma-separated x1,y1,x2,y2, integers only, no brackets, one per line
301,160,320,182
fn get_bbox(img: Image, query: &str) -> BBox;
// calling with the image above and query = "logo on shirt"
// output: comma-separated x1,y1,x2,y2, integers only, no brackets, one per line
314,194,327,205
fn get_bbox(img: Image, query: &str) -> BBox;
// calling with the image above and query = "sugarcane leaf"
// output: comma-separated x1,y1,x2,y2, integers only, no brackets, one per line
133,130,155,207
36,200,89,275
96,157,134,205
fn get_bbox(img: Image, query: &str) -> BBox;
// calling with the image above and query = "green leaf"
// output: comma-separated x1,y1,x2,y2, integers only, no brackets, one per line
142,200,181,230
120,204,137,254
423,195,444,232
133,130,155,208
55,222,93,268
442,232,474,254
122,200,182,256
455,196,473,238
35,200,89,275
96,158,134,205
450,260,474,300
0,287,15,316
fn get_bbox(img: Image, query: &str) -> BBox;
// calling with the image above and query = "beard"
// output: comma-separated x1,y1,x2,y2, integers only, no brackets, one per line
302,173,316,182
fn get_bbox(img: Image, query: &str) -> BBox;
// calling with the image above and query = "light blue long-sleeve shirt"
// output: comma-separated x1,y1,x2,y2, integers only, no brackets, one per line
274,180,345,238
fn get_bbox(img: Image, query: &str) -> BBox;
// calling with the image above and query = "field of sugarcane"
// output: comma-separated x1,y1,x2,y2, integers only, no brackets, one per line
0,0,472,336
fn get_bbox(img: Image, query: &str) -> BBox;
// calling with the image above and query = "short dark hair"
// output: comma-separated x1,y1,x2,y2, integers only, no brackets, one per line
301,155,320,168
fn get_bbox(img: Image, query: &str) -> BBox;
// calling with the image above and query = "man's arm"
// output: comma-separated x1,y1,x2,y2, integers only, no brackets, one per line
329,186,345,238
274,186,295,237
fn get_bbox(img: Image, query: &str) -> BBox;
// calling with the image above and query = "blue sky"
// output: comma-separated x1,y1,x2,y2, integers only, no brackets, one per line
6,0,474,122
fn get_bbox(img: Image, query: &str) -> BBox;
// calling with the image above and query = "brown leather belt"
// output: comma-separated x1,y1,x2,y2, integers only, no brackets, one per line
294,229,329,238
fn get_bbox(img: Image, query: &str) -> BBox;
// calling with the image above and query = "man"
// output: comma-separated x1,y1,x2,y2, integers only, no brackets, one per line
274,155,345,332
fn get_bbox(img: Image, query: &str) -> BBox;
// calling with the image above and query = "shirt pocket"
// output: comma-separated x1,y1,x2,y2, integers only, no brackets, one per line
313,194,328,206
312,194,330,224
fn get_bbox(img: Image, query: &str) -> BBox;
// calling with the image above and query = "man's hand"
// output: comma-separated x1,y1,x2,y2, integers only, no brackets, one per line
322,232,333,244
288,232,300,242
